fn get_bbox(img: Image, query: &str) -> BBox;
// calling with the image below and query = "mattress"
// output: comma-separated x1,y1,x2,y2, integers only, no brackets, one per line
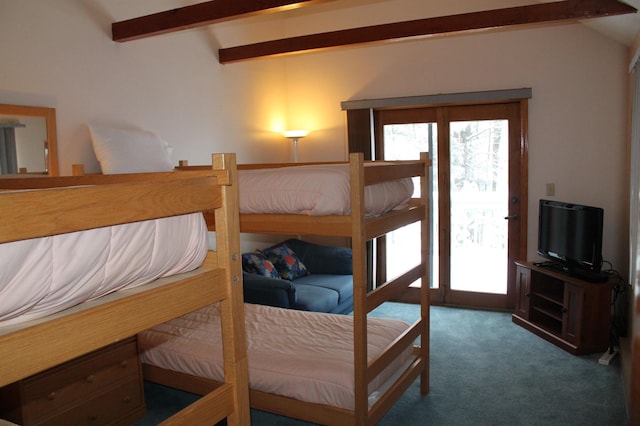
0,213,208,326
138,303,414,410
239,163,414,217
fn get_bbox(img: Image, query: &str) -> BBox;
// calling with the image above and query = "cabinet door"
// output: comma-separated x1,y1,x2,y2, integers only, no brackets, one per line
562,283,583,345
514,266,531,319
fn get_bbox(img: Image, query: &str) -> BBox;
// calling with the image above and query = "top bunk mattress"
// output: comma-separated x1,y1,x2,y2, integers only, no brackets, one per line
239,163,414,217
0,213,208,327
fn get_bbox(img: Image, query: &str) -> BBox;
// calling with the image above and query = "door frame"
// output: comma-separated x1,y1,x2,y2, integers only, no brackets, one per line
373,100,528,311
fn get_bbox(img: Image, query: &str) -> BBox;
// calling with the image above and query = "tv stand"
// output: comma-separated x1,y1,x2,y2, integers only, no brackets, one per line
533,261,609,283
512,261,615,355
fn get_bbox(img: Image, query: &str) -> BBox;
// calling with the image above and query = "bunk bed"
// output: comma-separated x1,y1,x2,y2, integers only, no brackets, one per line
141,152,431,425
0,153,250,425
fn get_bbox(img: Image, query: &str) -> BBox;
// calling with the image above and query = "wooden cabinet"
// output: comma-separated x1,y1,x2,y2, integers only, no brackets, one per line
0,337,145,425
512,261,615,355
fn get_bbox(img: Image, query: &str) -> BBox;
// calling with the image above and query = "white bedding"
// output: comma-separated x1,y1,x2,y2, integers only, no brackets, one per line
0,213,208,326
138,303,414,410
239,163,414,217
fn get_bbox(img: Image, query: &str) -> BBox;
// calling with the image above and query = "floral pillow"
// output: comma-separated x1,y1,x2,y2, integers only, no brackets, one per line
241,252,280,279
261,244,309,280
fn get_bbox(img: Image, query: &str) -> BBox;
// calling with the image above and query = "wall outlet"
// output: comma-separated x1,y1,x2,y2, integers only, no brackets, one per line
546,183,555,196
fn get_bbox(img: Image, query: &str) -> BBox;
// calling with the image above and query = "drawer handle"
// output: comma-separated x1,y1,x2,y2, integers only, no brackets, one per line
85,374,95,383
47,391,56,400
88,415,98,422
120,360,128,368
122,396,132,404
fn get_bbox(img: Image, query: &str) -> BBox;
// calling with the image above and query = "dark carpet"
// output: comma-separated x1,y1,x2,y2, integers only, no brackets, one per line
135,303,627,425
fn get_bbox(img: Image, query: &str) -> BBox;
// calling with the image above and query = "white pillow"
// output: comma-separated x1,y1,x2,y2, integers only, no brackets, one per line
89,125,174,174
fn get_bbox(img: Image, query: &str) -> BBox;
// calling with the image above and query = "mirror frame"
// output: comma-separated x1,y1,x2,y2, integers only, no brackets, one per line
0,103,58,176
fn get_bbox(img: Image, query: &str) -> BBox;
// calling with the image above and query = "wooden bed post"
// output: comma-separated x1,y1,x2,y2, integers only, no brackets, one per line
420,151,431,395
212,153,251,426
349,152,369,425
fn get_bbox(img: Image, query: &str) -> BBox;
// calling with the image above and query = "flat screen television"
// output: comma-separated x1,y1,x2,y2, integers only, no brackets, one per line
537,199,606,281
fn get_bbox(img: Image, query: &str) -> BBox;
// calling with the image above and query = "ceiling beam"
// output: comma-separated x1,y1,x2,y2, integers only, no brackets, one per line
112,0,336,42
218,0,637,63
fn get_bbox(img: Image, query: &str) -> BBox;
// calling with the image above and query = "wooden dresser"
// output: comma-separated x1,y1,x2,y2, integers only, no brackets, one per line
0,337,146,425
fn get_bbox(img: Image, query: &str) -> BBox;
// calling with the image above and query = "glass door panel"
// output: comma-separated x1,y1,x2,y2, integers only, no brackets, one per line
374,102,525,310
449,120,508,294
383,123,438,290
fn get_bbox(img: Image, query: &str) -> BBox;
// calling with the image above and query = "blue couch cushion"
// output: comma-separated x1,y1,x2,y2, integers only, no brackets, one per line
293,284,339,313
279,239,352,275
242,272,296,308
293,274,353,304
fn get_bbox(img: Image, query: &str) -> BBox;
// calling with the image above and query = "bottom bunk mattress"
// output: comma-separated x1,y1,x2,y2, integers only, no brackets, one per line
138,303,413,411
0,213,208,326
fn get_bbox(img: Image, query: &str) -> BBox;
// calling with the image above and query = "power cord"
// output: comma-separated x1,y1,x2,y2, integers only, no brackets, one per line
598,261,629,364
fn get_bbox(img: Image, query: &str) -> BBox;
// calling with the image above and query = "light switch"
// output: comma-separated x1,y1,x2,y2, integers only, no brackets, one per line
546,183,555,196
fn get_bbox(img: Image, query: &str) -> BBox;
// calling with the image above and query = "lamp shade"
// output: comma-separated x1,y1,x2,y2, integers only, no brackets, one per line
283,130,309,139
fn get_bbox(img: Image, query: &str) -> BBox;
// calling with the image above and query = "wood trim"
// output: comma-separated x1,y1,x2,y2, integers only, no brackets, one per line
437,107,451,306
112,0,336,42
344,89,532,111
219,0,636,63
632,318,640,424
517,100,529,305
347,109,373,159
0,103,58,176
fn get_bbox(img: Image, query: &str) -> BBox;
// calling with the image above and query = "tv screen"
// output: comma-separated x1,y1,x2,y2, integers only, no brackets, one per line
537,199,604,275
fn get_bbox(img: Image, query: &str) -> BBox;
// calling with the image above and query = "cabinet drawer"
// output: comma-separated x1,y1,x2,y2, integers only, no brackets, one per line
0,338,144,425
22,340,138,417
42,378,145,426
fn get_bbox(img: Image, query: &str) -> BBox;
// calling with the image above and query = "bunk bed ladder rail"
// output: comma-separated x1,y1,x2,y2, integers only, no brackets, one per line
351,152,432,425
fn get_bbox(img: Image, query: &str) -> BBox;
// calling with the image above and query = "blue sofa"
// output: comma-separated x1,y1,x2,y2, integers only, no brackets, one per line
241,239,353,314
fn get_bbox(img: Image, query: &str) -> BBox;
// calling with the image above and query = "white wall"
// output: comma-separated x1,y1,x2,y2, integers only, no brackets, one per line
0,0,290,173
0,0,631,272
279,5,631,273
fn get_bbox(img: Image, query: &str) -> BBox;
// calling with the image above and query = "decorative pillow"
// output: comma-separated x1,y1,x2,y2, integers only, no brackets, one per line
261,244,309,280
241,252,280,279
88,125,174,174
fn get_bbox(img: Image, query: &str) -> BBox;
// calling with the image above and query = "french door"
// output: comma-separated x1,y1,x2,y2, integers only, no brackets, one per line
374,102,527,310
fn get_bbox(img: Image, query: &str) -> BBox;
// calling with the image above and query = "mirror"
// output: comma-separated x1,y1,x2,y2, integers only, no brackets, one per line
0,103,58,176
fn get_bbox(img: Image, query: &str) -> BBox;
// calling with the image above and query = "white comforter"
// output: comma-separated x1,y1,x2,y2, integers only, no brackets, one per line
139,303,413,410
0,213,208,326
239,163,414,217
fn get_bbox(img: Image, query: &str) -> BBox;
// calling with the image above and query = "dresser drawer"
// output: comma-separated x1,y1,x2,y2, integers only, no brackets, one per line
0,337,145,425
41,378,145,426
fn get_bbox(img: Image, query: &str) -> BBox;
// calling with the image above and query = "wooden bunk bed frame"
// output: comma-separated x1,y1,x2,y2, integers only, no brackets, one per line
151,152,431,425
0,153,250,425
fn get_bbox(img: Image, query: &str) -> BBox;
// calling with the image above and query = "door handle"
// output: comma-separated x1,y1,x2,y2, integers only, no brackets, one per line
504,214,518,220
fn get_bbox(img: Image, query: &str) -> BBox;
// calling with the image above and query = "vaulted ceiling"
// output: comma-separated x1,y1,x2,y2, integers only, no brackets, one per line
111,0,640,63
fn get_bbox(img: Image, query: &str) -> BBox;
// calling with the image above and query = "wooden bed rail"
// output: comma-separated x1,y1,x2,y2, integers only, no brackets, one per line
0,176,223,243
0,261,225,387
0,167,231,189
